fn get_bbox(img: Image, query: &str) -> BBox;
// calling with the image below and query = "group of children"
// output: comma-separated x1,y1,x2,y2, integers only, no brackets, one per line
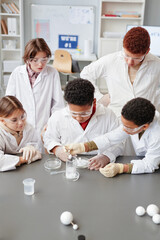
1,26,160,177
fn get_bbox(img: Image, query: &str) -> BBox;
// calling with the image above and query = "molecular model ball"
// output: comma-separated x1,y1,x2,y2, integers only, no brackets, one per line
60,211,79,230
135,204,160,225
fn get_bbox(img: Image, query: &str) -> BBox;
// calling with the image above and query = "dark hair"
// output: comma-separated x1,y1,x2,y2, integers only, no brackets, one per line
64,78,95,106
23,38,51,63
0,96,24,118
121,97,155,126
123,27,150,54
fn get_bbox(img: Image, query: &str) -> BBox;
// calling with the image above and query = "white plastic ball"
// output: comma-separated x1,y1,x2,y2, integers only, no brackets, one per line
60,211,73,225
73,224,78,230
135,206,145,216
152,214,160,224
146,204,159,217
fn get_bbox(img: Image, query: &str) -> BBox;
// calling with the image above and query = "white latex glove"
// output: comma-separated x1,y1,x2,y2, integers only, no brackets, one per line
27,151,42,164
55,146,70,162
89,154,110,170
19,145,36,161
99,163,124,178
65,143,85,155
97,94,110,107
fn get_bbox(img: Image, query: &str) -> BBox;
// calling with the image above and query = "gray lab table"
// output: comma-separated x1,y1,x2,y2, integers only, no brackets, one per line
0,155,160,240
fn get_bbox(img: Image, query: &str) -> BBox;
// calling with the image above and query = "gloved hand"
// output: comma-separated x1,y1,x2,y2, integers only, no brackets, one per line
89,154,110,170
99,163,124,178
65,143,85,155
97,94,110,107
19,145,36,161
55,146,70,162
27,151,42,164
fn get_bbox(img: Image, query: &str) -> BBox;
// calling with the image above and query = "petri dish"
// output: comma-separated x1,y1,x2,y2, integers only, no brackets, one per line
44,159,62,171
76,157,89,169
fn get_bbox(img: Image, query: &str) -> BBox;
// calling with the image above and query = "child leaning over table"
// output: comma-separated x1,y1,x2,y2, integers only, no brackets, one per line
43,78,124,170
65,97,160,177
0,96,41,172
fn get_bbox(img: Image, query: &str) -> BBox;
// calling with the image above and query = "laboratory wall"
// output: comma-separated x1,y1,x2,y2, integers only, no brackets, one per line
24,0,160,56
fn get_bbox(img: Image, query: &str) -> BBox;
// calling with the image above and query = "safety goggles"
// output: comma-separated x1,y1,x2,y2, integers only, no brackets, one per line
67,104,93,117
2,112,27,124
122,50,146,63
123,124,146,133
29,57,50,64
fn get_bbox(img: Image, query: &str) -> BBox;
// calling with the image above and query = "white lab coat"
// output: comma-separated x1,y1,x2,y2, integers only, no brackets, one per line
80,51,160,118
43,104,124,162
0,122,40,172
6,65,65,135
93,115,160,174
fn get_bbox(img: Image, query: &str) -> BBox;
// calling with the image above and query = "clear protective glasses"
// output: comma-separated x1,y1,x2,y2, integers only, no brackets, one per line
122,50,146,63
67,104,93,118
123,124,146,133
2,112,27,124
29,57,50,64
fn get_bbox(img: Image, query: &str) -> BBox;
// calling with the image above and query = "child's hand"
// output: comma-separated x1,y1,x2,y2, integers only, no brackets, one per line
27,151,42,164
19,146,36,161
99,163,124,177
89,155,110,170
55,146,70,162
65,143,85,155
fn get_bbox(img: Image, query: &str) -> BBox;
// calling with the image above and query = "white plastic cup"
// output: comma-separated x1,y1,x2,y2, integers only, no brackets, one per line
66,160,77,179
84,40,92,56
23,178,35,195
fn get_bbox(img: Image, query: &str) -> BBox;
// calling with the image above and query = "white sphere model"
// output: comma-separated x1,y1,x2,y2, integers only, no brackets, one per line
146,204,159,217
152,214,160,224
135,206,145,216
60,211,73,225
73,224,78,230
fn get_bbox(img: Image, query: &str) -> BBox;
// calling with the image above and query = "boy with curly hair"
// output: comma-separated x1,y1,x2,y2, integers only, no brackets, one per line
43,79,123,170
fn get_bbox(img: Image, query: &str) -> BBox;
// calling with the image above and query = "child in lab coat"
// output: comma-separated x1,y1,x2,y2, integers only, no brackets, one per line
43,79,123,170
0,96,41,172
65,97,160,176
6,38,64,141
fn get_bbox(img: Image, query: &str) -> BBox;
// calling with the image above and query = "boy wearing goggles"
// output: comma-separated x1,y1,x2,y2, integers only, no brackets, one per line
43,79,123,169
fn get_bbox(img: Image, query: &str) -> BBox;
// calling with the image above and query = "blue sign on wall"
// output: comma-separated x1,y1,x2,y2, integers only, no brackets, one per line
58,35,78,49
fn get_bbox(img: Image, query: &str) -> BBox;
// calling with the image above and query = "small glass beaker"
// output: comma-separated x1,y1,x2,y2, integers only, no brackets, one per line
23,178,35,195
65,159,77,180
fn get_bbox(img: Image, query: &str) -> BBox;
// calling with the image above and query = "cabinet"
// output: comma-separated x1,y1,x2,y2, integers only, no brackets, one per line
0,0,23,96
98,0,145,58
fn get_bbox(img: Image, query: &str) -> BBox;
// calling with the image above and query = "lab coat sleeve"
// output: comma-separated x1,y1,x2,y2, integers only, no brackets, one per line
93,125,128,153
0,137,19,172
43,113,62,153
5,69,17,96
131,137,160,174
80,57,108,100
100,112,124,162
154,87,160,113
50,69,65,114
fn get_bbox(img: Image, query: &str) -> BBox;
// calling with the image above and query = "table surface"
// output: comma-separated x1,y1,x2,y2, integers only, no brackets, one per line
0,155,160,240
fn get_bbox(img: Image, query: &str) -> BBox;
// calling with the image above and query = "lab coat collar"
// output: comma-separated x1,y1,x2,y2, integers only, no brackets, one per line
20,64,48,75
19,64,49,88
